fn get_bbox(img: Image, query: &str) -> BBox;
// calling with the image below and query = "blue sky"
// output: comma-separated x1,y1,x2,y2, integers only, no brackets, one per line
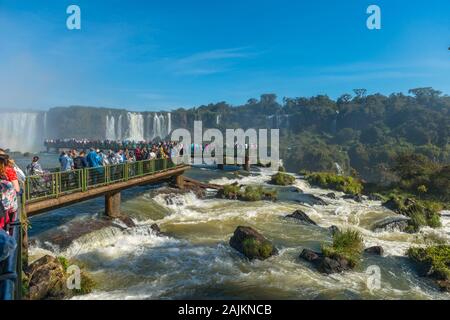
0,0,449,111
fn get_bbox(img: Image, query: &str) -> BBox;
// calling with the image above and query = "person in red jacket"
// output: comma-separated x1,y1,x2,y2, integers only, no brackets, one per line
0,150,20,231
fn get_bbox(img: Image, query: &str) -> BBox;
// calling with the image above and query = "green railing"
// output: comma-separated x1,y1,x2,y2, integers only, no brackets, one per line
24,158,181,204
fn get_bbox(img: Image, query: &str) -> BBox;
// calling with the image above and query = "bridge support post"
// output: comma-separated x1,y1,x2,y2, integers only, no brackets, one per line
175,175,185,189
244,156,250,172
105,191,121,218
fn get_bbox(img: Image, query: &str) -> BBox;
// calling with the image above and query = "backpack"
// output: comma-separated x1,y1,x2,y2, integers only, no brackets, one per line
0,179,18,230
73,157,84,169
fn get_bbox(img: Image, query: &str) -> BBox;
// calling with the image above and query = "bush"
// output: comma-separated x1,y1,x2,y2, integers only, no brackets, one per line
222,184,241,199
242,238,275,260
221,184,278,202
322,230,364,268
386,196,442,232
271,172,295,186
407,245,450,281
240,186,264,201
306,172,363,195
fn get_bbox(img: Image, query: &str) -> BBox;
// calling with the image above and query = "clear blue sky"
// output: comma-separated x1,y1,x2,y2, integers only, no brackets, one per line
0,0,449,111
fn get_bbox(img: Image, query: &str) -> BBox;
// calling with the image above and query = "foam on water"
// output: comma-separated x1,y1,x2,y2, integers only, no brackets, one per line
29,167,450,300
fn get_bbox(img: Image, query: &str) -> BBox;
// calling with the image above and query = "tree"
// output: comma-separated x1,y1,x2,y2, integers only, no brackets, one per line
353,89,367,99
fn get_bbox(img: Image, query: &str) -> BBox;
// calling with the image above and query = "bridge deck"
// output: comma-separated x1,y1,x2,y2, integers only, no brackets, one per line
24,158,189,216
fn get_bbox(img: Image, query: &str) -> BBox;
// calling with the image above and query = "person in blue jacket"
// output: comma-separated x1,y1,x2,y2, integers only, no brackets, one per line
86,148,104,185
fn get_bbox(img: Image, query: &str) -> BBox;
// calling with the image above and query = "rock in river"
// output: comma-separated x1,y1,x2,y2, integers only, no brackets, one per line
372,216,411,232
230,226,278,260
299,248,351,274
364,246,384,256
286,210,318,226
25,255,68,300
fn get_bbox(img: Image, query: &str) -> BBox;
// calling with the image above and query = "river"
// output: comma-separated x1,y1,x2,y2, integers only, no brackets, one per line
14,154,450,300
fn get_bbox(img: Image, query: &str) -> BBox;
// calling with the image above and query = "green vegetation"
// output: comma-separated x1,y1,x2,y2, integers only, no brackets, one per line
221,184,277,202
242,238,275,260
57,256,95,296
222,184,241,199
384,195,442,233
306,172,363,195
322,230,364,268
270,172,295,186
407,245,450,290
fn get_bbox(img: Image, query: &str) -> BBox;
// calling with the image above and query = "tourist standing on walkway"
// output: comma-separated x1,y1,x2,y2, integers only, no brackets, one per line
26,156,44,176
59,152,73,172
0,150,19,231
73,151,88,170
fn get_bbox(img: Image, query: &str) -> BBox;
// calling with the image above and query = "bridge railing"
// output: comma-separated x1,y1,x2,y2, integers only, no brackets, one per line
24,158,180,204
0,200,22,300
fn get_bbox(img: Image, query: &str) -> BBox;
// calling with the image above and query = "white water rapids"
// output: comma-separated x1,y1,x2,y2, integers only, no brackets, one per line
27,167,450,300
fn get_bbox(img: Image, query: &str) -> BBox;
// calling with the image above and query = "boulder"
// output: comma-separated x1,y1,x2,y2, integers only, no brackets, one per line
150,223,164,236
300,247,351,274
318,256,351,274
372,216,411,232
229,226,278,260
367,194,384,201
328,225,340,236
296,194,328,206
343,194,364,203
286,210,318,226
325,193,337,200
25,255,68,300
117,215,136,228
364,246,384,256
299,249,322,262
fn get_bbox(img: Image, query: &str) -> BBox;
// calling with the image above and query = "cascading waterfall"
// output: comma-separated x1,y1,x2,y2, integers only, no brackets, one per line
126,113,144,141
167,113,172,135
117,114,123,140
0,112,44,152
105,115,116,140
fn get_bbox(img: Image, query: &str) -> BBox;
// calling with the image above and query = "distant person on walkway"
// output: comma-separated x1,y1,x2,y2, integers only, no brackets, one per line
59,151,73,172
73,151,88,170
26,156,44,176
86,148,102,168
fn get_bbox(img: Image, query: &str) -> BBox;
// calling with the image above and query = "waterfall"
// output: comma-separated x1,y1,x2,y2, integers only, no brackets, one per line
105,115,116,140
168,113,172,135
0,112,44,152
117,114,123,140
43,112,48,139
126,113,144,141
335,162,344,175
216,115,220,126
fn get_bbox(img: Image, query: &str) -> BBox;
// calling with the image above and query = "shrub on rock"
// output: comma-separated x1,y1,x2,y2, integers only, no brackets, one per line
407,245,450,292
271,172,295,186
230,226,278,260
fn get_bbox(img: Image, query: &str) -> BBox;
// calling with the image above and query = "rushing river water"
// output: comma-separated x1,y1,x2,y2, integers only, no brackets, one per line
14,154,450,300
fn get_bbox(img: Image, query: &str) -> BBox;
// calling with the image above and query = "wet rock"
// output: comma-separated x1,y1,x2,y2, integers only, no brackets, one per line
299,249,322,262
25,255,68,300
325,193,337,200
296,194,328,206
364,246,384,256
343,194,364,203
150,223,164,236
229,226,278,260
367,194,384,201
328,225,340,235
117,215,136,228
372,216,411,232
318,256,351,274
286,210,318,226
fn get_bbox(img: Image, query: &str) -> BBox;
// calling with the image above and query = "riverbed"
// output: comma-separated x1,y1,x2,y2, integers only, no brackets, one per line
14,154,450,300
